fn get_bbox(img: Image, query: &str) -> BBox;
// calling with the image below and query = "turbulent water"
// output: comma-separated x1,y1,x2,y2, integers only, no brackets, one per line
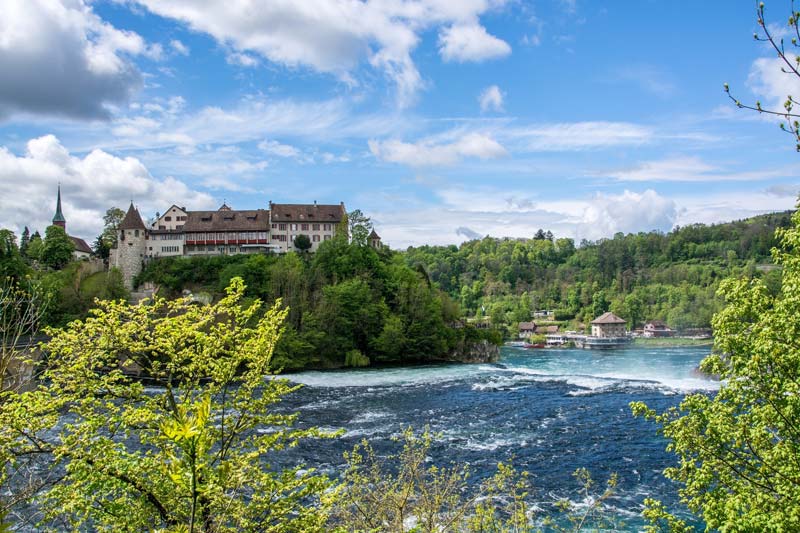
278,345,716,530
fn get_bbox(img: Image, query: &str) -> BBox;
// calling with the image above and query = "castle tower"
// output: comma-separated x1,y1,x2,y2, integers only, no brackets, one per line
52,184,66,230
368,229,382,249
110,202,147,290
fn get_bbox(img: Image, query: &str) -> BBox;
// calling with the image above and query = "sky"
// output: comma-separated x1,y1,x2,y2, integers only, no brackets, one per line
1,0,799,249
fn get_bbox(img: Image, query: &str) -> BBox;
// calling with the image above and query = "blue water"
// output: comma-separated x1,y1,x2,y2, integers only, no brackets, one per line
278,345,716,530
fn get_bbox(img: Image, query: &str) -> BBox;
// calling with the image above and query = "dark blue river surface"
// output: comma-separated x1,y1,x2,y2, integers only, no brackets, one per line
278,345,716,531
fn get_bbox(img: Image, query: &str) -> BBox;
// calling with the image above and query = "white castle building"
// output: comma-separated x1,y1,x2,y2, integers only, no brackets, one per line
110,200,348,288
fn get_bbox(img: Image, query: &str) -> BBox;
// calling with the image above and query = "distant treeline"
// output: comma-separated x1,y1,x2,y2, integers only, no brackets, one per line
403,211,792,332
136,237,500,370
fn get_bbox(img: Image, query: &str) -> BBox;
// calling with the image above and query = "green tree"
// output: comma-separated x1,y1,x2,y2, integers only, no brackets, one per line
40,225,74,270
25,231,42,262
18,227,29,258
347,209,372,247
632,205,800,531
94,207,125,260
0,230,27,281
0,278,335,531
294,233,312,253
333,428,619,532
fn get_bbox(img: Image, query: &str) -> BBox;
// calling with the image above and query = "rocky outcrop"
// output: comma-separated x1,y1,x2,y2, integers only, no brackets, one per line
447,339,500,364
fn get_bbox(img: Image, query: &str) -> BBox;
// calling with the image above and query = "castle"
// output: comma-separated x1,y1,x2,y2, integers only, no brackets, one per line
109,200,366,289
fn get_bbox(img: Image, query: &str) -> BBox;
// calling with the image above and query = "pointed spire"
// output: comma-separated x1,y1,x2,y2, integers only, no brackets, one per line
119,202,146,230
52,183,66,229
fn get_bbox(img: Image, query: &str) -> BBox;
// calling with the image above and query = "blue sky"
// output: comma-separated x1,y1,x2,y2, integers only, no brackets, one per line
0,0,798,248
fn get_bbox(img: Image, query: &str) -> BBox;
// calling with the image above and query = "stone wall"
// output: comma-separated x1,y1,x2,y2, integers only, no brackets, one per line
110,231,146,290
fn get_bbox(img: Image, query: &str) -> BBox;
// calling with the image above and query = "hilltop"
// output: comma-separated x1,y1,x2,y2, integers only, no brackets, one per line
403,210,793,333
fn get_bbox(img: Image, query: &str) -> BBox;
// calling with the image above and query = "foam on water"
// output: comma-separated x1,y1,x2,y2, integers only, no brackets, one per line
282,345,717,396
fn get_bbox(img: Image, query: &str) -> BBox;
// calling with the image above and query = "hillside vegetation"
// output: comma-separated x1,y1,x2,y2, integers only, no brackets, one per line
137,237,499,370
403,211,792,332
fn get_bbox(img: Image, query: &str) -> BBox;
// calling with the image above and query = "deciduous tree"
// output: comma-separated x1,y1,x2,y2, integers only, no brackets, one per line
0,278,335,531
632,204,800,531
39,225,73,270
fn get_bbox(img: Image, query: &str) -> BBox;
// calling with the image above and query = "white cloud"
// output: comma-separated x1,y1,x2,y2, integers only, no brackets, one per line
258,139,301,158
510,121,653,151
0,0,159,120
0,135,215,240
129,0,507,107
675,189,797,227
521,33,541,46
438,24,511,63
747,54,800,110
479,85,505,112
369,132,507,166
226,52,259,68
578,190,677,240
604,156,792,182
170,39,190,56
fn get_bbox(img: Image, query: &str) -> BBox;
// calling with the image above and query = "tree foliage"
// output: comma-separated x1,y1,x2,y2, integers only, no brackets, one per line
632,205,800,531
347,209,372,247
40,225,74,270
332,428,620,532
725,1,800,150
0,231,27,281
0,278,335,531
293,233,312,252
404,212,790,331
138,241,496,371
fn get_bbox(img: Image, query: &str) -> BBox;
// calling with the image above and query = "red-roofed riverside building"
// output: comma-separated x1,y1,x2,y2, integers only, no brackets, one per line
643,320,673,338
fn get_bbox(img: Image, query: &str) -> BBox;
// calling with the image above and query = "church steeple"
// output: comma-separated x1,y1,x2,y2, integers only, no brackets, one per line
52,184,66,229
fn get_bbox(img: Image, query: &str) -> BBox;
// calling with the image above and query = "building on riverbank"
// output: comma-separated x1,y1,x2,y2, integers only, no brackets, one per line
109,200,347,289
643,320,674,338
571,312,632,349
591,312,627,338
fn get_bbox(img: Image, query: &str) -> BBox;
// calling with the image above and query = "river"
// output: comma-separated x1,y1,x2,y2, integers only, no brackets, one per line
277,344,716,530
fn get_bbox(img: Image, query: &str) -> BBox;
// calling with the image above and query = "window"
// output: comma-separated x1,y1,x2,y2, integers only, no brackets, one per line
134,230,139,237
312,224,320,231
279,223,287,231
272,223,277,229
313,235,320,242
229,247,237,253
323,224,332,231
159,225,166,230
291,224,298,231
165,216,171,221
301,223,308,230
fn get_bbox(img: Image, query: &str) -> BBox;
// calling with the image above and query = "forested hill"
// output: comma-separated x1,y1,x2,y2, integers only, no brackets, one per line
403,211,793,332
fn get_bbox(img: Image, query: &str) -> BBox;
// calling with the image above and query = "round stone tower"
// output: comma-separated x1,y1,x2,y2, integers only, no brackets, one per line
110,202,147,290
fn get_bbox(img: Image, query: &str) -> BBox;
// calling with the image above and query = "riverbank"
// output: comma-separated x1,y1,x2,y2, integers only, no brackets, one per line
634,337,713,347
